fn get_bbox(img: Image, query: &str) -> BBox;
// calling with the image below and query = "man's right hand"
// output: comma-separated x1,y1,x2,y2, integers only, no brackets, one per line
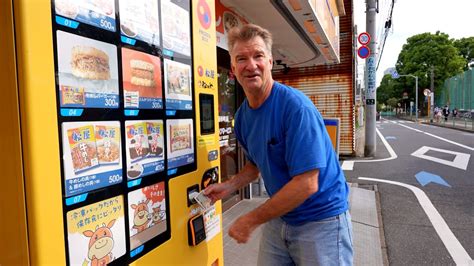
203,182,233,205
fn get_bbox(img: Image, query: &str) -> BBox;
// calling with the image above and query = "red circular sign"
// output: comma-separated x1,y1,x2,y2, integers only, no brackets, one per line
358,32,371,45
197,0,212,29
198,65,204,77
358,46,370,59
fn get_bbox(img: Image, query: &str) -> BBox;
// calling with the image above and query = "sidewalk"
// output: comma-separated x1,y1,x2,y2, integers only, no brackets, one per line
222,183,385,266
397,115,474,132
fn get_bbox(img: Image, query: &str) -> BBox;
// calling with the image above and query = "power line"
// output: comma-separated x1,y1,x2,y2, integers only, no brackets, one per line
376,0,395,71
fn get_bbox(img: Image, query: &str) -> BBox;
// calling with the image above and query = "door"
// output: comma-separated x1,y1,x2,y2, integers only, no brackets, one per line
218,65,242,211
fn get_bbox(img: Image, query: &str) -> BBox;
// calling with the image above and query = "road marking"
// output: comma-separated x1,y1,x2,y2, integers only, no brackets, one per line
415,171,451,187
358,177,474,265
341,128,397,171
394,122,474,151
411,146,470,170
341,161,354,170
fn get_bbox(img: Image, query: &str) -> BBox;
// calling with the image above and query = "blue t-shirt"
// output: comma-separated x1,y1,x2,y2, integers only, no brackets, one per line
234,81,349,225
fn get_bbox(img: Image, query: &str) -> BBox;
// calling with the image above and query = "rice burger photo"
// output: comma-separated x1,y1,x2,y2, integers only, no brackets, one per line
130,59,155,88
71,46,111,80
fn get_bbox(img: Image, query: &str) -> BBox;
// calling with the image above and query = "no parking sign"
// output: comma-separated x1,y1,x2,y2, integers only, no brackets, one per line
357,32,371,59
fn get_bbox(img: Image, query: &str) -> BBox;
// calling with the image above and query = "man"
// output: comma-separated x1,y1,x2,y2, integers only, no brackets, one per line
204,24,353,265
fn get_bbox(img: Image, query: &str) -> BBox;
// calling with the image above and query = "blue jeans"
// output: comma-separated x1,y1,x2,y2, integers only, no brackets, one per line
258,211,353,266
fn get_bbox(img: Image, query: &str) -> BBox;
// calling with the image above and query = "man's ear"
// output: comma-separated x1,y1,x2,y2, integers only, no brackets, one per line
269,57,273,70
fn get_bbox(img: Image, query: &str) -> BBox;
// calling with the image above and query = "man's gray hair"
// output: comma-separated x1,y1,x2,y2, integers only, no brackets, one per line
227,24,273,56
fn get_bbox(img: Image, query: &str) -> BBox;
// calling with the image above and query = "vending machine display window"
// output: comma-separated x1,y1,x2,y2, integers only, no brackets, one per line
199,94,215,135
127,181,171,259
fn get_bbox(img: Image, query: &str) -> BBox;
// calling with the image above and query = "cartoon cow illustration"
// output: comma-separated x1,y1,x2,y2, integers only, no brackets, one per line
131,199,151,233
83,219,116,266
150,206,166,226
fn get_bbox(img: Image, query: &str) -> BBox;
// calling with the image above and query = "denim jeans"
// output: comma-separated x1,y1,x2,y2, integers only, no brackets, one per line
257,211,353,266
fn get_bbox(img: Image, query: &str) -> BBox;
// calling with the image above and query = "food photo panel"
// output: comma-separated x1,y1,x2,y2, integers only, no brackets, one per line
56,31,119,109
161,0,191,57
166,119,194,169
127,182,168,250
61,121,123,197
54,0,116,32
119,0,160,46
125,120,165,180
122,48,163,109
164,59,192,110
66,196,126,265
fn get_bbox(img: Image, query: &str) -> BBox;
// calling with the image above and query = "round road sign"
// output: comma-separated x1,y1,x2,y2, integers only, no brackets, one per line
358,45,370,59
358,32,371,45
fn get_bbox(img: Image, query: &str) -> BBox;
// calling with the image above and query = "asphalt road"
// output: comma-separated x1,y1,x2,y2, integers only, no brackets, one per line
344,117,474,266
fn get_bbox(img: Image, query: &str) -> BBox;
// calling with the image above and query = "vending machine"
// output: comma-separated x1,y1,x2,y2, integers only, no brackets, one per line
0,0,223,265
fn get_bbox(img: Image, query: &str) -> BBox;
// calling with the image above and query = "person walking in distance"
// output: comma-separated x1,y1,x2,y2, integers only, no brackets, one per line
443,105,450,122
204,24,353,266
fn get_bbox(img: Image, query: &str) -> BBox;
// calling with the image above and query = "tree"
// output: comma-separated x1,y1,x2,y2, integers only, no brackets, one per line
394,32,465,112
387,97,398,109
377,74,407,106
453,37,474,70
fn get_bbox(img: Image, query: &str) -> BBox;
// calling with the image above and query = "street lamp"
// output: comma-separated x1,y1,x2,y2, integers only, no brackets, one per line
391,70,419,122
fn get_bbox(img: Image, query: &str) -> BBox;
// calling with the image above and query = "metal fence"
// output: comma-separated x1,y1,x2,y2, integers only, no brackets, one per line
437,68,474,115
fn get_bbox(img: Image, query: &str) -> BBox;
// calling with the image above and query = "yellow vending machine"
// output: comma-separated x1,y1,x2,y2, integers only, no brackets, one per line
0,0,223,265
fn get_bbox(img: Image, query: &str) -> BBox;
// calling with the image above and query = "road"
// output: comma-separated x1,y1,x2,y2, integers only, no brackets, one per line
343,117,474,265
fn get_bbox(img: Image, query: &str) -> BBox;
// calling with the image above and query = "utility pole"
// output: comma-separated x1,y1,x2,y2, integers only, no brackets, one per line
365,0,377,157
430,65,435,122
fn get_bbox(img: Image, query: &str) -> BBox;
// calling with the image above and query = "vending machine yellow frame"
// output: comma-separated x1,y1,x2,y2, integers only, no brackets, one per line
0,0,223,265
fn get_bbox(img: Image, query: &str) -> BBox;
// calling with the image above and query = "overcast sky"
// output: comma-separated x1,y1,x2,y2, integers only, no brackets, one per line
354,0,474,87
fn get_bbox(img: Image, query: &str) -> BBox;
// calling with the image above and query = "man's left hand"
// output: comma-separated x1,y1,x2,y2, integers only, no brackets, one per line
228,214,260,244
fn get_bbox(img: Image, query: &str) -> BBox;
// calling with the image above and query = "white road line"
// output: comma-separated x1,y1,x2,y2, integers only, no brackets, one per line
358,177,474,266
411,146,471,170
341,129,397,170
395,123,474,151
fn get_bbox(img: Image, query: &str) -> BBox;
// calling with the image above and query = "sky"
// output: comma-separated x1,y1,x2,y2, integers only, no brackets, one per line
354,0,474,87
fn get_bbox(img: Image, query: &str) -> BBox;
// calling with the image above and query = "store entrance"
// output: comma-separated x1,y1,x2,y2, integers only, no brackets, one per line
217,47,245,211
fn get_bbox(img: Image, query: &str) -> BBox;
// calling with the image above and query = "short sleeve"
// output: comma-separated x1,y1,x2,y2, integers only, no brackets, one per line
284,107,328,177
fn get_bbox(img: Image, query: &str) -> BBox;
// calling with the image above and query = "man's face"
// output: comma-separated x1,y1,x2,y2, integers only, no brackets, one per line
230,36,273,95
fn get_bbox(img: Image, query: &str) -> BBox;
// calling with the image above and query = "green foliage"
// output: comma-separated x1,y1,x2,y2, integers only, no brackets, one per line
386,97,399,109
377,32,466,109
376,102,384,112
453,37,474,70
377,74,406,106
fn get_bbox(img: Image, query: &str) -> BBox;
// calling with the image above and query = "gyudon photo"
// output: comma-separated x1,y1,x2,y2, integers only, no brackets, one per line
164,59,191,96
166,119,194,169
223,11,241,34
164,59,192,110
55,0,116,32
125,120,165,180
62,121,123,197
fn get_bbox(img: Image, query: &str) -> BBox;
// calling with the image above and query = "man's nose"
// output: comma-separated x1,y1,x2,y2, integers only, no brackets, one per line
245,60,258,71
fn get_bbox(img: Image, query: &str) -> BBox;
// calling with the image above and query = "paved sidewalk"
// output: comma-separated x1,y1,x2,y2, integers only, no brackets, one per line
222,183,385,266
396,115,473,132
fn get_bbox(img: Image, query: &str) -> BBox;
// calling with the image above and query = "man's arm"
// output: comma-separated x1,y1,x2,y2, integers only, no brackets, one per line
228,169,319,243
204,162,260,204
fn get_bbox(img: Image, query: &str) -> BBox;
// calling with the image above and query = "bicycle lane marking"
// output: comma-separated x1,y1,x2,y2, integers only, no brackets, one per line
358,177,474,266
341,128,397,170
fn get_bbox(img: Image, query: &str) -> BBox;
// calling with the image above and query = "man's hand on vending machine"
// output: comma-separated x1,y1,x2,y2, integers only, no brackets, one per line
203,181,234,205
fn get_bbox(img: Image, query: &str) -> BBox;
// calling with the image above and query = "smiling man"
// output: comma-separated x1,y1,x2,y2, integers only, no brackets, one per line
204,24,353,266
